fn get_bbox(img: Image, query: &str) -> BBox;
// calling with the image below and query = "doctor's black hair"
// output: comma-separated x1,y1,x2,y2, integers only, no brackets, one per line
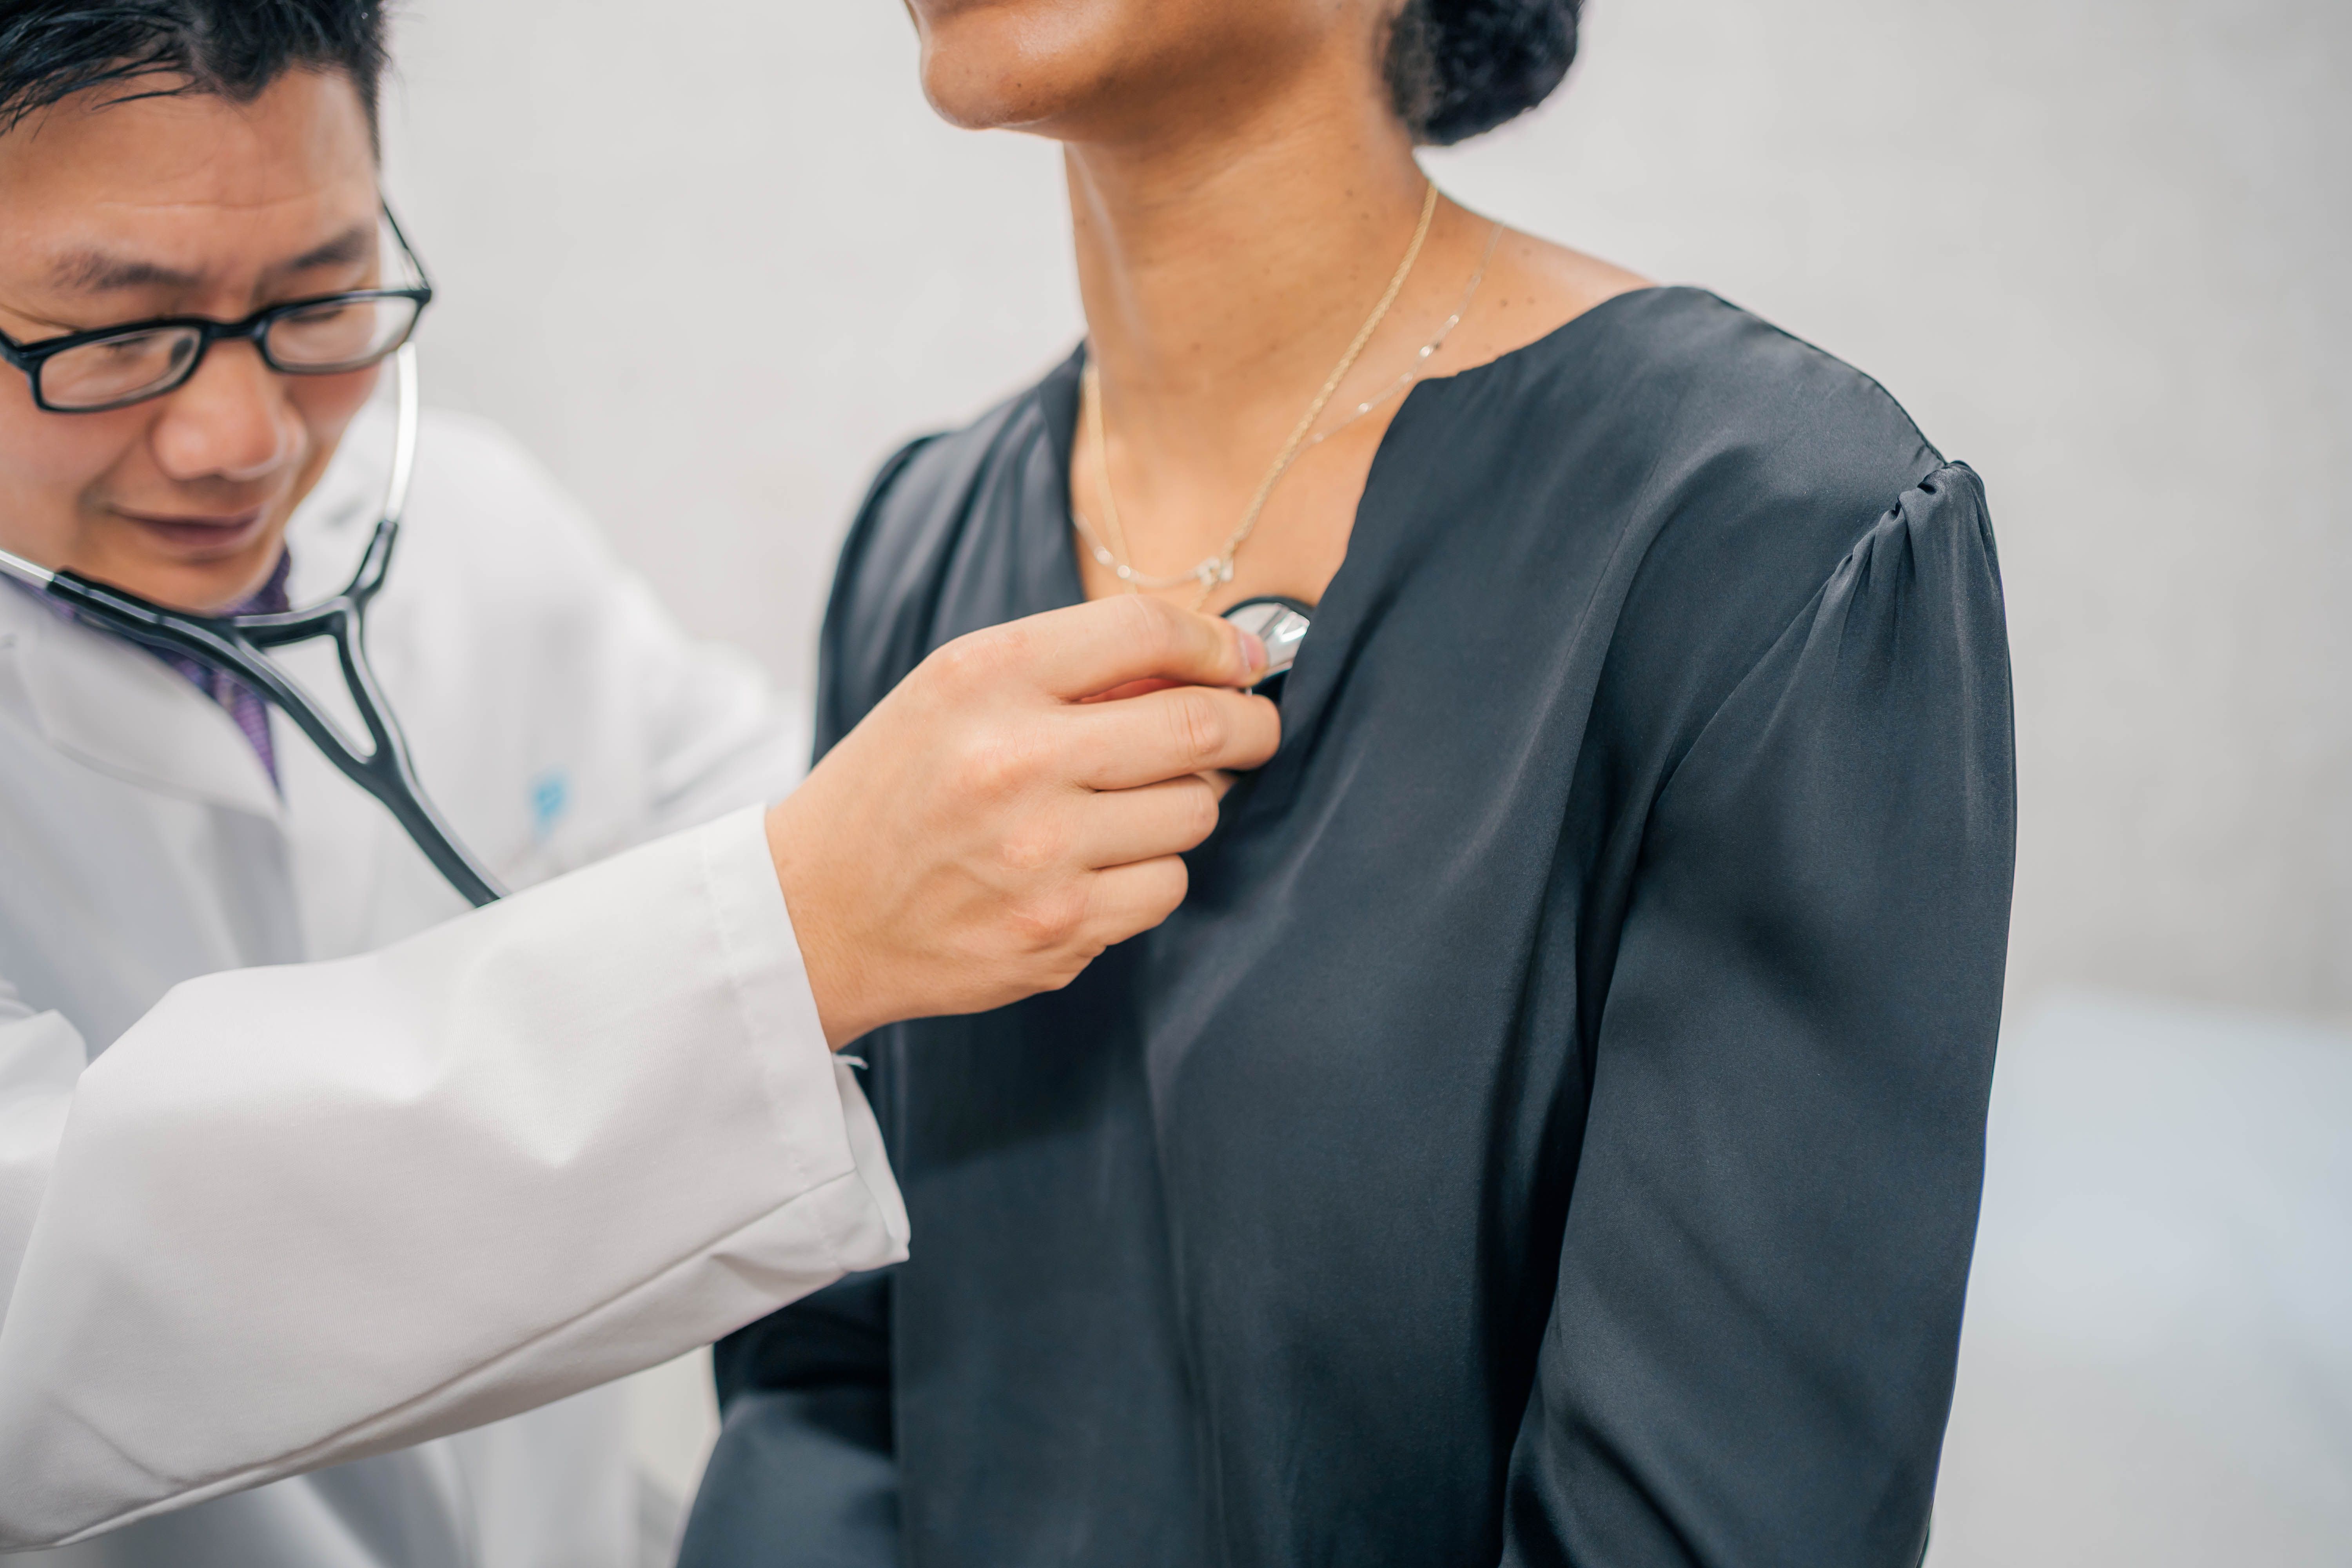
1385,0,1581,145
0,0,390,145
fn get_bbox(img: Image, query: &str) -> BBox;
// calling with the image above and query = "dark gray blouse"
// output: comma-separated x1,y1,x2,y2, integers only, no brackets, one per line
680,287,2016,1568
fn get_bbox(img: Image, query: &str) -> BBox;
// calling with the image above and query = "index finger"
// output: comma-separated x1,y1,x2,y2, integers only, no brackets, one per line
1007,596,1268,701
1065,685,1281,790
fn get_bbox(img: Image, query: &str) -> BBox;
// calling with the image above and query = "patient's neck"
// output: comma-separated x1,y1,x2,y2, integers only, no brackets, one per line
1065,86,1433,482
1058,68,1646,611
1057,62,1521,614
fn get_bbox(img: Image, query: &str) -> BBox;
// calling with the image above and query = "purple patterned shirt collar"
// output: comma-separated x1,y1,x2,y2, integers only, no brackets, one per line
151,553,292,791
21,553,295,791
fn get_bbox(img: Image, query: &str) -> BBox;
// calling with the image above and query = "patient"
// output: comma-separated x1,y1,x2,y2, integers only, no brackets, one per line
682,1,2014,1563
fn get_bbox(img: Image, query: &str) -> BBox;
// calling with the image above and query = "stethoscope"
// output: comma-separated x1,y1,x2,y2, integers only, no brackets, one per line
1221,595,1312,701
0,345,507,908
0,361,1315,915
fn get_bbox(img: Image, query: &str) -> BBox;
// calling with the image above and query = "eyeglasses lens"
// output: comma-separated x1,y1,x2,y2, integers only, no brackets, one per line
265,296,421,373
39,328,202,412
33,296,421,412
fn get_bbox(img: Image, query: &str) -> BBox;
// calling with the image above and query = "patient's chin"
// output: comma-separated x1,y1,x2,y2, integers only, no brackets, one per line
918,57,1047,132
912,6,1112,131
911,0,1246,137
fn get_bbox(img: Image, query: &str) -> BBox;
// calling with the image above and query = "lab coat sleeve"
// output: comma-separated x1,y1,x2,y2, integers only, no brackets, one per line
0,986,78,1315
0,805,908,1551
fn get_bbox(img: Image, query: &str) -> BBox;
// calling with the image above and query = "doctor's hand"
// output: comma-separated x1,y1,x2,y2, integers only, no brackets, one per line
766,596,1278,1048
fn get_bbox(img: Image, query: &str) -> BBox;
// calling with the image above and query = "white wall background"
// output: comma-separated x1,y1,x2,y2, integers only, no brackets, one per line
376,0,2348,1532
381,0,2351,1031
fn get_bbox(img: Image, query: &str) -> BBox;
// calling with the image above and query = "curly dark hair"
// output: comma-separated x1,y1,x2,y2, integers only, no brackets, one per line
0,0,391,144
1385,0,1581,146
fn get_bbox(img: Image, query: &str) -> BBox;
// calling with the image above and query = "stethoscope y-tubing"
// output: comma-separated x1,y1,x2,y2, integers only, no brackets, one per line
0,347,507,907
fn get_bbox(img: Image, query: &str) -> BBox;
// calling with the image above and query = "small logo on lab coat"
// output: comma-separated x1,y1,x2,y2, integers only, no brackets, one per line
530,769,571,841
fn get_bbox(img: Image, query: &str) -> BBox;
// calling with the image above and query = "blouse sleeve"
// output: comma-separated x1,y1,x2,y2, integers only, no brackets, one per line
1501,465,2015,1566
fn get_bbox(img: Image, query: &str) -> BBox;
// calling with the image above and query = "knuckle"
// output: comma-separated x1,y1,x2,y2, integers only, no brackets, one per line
1145,857,1189,921
990,619,1038,670
925,635,984,688
1038,938,1103,993
1111,592,1179,659
1007,880,1089,953
1253,696,1283,754
1180,780,1221,842
995,817,1068,876
951,729,1034,799
1156,778,1219,849
931,624,1020,687
1170,690,1227,765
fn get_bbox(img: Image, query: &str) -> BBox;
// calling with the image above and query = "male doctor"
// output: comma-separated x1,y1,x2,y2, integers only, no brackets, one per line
0,3,1278,1562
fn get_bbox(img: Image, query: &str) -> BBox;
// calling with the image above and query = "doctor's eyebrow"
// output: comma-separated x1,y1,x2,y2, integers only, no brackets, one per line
48,251,200,292
47,223,379,294
275,223,378,276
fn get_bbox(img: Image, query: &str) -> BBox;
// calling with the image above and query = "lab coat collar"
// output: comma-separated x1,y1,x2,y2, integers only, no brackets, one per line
0,396,400,822
0,583,283,820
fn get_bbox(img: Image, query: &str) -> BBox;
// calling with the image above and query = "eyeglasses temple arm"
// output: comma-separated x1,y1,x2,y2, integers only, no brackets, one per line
381,200,434,296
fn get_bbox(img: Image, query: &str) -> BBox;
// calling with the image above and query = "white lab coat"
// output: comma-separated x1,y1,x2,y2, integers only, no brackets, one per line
0,404,908,1561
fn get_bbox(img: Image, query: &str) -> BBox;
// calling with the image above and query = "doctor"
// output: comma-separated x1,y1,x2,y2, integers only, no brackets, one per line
0,2,1278,1562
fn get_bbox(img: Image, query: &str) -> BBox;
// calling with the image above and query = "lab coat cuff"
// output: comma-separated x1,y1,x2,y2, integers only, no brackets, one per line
697,806,909,1273
0,1011,83,1308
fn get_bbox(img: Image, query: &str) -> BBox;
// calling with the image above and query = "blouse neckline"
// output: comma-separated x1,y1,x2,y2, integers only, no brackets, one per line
1033,285,1681,728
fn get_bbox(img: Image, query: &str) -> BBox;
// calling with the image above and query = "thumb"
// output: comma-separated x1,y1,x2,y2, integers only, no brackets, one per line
1020,595,1266,700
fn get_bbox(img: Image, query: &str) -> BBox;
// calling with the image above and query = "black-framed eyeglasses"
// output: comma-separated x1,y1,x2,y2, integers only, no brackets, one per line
0,203,433,415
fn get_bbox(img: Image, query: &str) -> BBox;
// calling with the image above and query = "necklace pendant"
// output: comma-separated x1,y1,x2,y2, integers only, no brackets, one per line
1216,560,1236,584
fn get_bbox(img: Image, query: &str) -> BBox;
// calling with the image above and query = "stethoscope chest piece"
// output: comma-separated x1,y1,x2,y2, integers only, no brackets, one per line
1221,595,1312,701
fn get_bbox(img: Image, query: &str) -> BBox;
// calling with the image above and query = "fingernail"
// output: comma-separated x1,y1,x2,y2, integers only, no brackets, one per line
1238,629,1267,675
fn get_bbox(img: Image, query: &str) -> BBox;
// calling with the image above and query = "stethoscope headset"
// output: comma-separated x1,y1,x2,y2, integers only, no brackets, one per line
0,346,507,908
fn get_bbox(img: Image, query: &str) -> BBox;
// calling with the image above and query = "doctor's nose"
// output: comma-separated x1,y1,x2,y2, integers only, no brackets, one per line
149,339,302,486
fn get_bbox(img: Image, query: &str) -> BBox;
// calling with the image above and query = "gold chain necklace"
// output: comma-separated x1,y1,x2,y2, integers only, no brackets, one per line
1075,180,1454,610
1287,215,1502,457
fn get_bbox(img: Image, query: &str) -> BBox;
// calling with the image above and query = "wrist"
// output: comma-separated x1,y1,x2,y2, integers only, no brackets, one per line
764,794,876,1051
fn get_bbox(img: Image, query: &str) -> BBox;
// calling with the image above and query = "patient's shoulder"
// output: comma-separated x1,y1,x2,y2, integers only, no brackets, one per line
837,353,1076,584
1496,289,1991,770
817,355,1080,744
1447,285,1955,656
1519,286,1942,526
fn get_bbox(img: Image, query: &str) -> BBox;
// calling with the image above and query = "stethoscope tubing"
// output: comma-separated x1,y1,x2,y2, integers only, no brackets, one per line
0,347,506,907
0,361,1325,912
